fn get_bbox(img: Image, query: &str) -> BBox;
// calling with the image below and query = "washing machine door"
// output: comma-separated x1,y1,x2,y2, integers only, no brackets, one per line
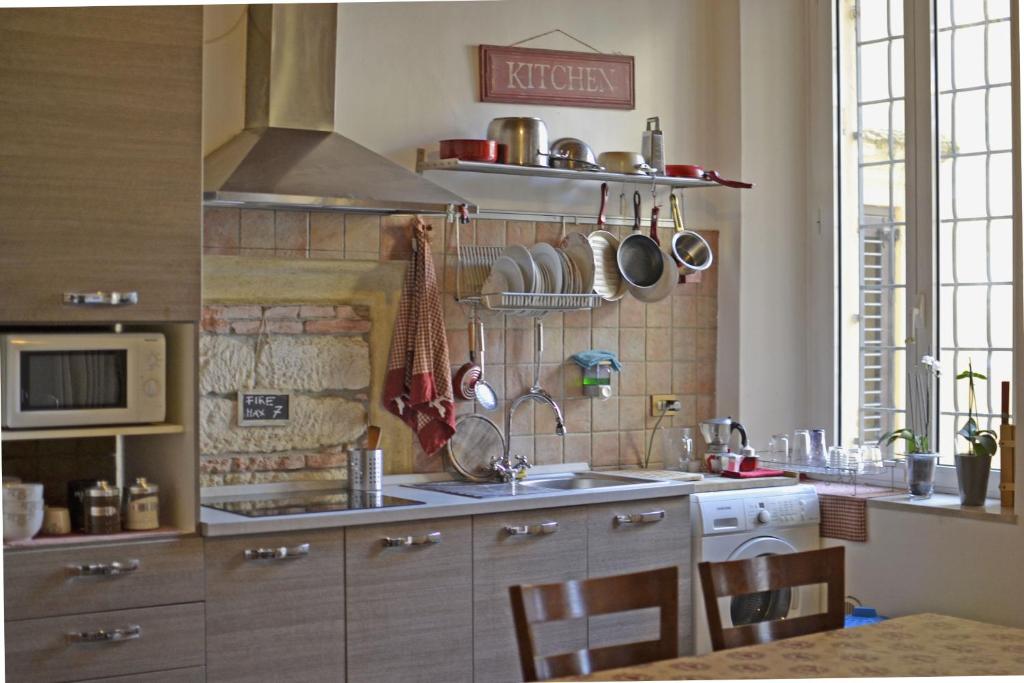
723,536,801,628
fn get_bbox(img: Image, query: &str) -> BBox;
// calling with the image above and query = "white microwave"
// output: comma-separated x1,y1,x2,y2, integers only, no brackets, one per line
1,333,166,429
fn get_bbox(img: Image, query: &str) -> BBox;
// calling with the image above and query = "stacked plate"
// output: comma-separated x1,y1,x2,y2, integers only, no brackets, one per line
3,482,44,542
480,237,596,312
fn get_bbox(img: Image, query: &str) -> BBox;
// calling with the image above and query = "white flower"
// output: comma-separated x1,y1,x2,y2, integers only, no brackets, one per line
921,355,941,376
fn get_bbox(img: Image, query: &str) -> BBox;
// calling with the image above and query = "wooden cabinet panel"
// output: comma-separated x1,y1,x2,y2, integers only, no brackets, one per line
346,517,473,683
3,538,204,621
205,528,345,683
587,497,692,655
4,602,205,682
0,7,202,323
84,666,206,682
472,506,588,683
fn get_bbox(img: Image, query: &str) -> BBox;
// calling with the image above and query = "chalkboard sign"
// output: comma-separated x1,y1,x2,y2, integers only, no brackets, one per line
237,390,291,427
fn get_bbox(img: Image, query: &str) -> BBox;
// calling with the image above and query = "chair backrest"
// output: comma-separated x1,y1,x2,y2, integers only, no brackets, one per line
698,545,845,651
509,565,678,682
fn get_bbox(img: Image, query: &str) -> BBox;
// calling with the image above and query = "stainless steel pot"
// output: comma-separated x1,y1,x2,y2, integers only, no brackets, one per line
487,117,549,167
617,192,664,293
548,137,603,171
598,151,655,175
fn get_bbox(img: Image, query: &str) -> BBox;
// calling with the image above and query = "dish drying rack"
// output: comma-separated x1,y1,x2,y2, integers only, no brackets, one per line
451,213,602,315
757,458,900,495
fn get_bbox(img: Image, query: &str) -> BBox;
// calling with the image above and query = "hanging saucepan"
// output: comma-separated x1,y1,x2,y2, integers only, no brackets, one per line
617,191,664,297
665,164,754,189
669,193,713,277
631,202,677,304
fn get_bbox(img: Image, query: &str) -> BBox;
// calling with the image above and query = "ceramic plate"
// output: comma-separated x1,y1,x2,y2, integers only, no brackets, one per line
530,243,562,295
502,245,537,295
486,256,524,295
562,233,595,295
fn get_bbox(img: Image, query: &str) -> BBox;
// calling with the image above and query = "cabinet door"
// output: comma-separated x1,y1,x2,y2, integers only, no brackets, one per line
587,497,692,655
0,7,202,323
346,517,472,683
473,507,588,683
205,529,345,683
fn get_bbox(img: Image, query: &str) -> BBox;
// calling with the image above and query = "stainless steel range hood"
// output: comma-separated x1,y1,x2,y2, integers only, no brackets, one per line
203,4,472,215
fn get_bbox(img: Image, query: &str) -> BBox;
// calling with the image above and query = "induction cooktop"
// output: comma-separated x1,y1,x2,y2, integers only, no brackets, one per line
202,489,425,518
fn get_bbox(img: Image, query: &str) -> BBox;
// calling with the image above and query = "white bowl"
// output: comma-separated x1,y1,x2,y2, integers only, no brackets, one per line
3,483,43,501
4,499,44,514
3,505,44,542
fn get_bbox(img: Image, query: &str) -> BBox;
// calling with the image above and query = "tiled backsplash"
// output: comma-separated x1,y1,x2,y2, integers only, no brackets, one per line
203,207,717,477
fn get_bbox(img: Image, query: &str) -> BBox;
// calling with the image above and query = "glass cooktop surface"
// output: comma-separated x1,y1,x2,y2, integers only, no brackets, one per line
202,489,425,518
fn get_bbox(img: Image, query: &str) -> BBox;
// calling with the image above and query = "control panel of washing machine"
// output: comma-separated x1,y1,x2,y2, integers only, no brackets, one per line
696,486,820,535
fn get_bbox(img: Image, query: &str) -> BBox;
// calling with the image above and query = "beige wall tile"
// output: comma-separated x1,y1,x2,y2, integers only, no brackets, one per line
647,296,672,327
619,296,646,327
563,433,591,463
541,324,562,363
696,328,717,361
619,329,646,362
646,361,673,394
673,361,697,394
591,397,618,432
309,250,344,261
345,215,380,257
592,300,619,328
380,215,413,260
618,396,646,431
673,328,697,362
695,360,715,394
619,431,645,468
505,328,533,364
509,435,534,460
535,221,562,245
673,292,699,326
310,212,344,252
697,296,718,325
618,362,646,396
592,327,619,355
591,432,619,467
645,328,672,361
563,309,592,327
506,221,535,247
563,398,592,433
475,219,506,247
534,435,563,465
562,327,591,355
275,211,308,251
204,207,240,248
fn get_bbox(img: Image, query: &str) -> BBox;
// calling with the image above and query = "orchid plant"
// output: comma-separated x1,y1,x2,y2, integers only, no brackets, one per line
956,360,999,457
879,355,942,454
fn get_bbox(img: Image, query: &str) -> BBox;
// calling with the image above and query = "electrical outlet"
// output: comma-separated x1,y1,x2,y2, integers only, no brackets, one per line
650,394,681,417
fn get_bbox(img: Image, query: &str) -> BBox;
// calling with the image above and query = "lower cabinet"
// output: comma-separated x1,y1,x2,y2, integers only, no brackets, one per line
587,497,692,655
4,603,205,682
473,506,589,682
205,528,346,682
345,517,473,683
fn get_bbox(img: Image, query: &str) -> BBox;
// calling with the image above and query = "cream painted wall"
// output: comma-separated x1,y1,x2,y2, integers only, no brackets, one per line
825,510,1024,628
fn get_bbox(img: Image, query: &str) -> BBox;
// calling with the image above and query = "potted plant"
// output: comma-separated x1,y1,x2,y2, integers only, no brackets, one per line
955,361,998,506
879,355,942,498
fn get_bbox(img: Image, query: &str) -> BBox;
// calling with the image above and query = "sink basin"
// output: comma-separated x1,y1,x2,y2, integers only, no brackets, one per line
518,473,656,490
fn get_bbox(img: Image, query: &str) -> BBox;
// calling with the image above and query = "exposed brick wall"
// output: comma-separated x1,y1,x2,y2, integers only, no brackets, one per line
199,303,371,487
203,207,719,478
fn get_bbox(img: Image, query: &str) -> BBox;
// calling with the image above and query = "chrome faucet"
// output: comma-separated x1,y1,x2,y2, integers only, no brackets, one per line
491,386,567,482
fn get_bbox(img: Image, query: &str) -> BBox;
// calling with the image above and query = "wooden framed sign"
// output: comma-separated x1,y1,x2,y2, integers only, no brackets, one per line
237,390,291,427
479,44,634,110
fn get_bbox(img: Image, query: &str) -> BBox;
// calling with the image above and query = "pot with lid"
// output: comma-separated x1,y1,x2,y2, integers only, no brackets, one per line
547,138,604,171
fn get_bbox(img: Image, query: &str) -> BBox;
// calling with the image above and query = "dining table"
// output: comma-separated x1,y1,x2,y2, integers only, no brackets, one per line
557,613,1024,680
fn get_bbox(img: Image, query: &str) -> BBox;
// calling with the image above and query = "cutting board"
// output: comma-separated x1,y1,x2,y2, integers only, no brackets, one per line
616,469,704,482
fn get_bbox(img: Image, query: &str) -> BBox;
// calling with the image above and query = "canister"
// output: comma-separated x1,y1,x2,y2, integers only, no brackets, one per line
124,477,159,530
83,480,120,534
67,479,97,532
348,448,383,492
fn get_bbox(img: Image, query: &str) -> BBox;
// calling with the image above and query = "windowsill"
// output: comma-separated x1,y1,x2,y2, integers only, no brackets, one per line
867,493,1018,525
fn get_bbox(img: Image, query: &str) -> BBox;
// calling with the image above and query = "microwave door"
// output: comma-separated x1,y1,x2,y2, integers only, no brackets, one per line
22,350,128,412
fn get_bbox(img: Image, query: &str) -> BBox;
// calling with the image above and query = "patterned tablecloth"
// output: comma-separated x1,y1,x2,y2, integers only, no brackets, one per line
558,613,1024,680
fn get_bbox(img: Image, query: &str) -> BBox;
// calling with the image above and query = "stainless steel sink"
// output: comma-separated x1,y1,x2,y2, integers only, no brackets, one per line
518,473,656,490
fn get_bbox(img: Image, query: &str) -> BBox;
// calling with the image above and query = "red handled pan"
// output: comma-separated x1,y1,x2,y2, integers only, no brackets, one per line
665,164,753,189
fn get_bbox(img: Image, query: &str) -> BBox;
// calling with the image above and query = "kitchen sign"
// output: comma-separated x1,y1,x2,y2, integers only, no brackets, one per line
479,45,634,110
238,390,291,427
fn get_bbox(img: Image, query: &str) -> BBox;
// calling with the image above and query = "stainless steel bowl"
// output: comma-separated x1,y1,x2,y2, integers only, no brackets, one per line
487,117,549,167
671,230,713,275
549,137,603,171
598,151,655,175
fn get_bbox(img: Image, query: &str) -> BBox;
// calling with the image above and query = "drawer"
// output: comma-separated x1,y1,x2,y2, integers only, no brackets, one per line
205,529,345,682
4,538,204,621
346,517,473,683
4,602,205,683
79,666,205,682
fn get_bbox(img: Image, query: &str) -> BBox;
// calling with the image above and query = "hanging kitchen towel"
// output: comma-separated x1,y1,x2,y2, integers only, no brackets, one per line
383,219,456,454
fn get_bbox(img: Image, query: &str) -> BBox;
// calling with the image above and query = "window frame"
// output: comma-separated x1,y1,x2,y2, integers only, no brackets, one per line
817,0,1023,500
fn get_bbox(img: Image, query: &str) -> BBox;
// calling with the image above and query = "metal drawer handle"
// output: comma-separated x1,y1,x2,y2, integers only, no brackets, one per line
504,521,559,536
382,531,441,547
67,624,142,644
614,510,666,525
244,543,310,561
66,560,140,577
63,291,139,306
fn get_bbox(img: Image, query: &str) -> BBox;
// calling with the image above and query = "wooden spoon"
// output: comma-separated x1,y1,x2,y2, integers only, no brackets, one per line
367,425,381,450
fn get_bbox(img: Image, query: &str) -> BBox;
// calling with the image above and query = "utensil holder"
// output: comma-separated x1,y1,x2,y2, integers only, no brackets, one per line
348,449,383,492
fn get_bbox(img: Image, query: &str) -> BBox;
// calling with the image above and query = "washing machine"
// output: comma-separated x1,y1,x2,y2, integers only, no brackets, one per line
691,484,821,654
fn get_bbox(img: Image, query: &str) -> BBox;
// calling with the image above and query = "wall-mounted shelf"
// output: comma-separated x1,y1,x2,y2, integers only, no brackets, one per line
416,150,717,189
1,422,185,442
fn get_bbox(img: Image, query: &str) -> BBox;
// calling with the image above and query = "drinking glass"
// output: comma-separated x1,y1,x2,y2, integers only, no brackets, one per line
791,429,811,465
827,446,846,470
861,445,882,473
809,429,827,466
768,434,789,463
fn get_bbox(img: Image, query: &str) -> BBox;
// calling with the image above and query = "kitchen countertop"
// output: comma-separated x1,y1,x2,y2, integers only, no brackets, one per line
200,467,799,537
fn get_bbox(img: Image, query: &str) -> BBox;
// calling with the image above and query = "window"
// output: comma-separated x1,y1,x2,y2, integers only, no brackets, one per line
838,0,1016,478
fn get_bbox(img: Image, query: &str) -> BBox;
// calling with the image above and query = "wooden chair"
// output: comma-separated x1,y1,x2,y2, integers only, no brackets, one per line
509,566,678,682
698,545,845,652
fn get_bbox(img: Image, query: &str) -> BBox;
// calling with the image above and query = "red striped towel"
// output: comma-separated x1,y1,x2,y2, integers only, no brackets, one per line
383,219,455,454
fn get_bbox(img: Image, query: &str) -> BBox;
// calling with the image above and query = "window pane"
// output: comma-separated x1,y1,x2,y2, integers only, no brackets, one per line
936,0,1012,467
839,0,907,450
